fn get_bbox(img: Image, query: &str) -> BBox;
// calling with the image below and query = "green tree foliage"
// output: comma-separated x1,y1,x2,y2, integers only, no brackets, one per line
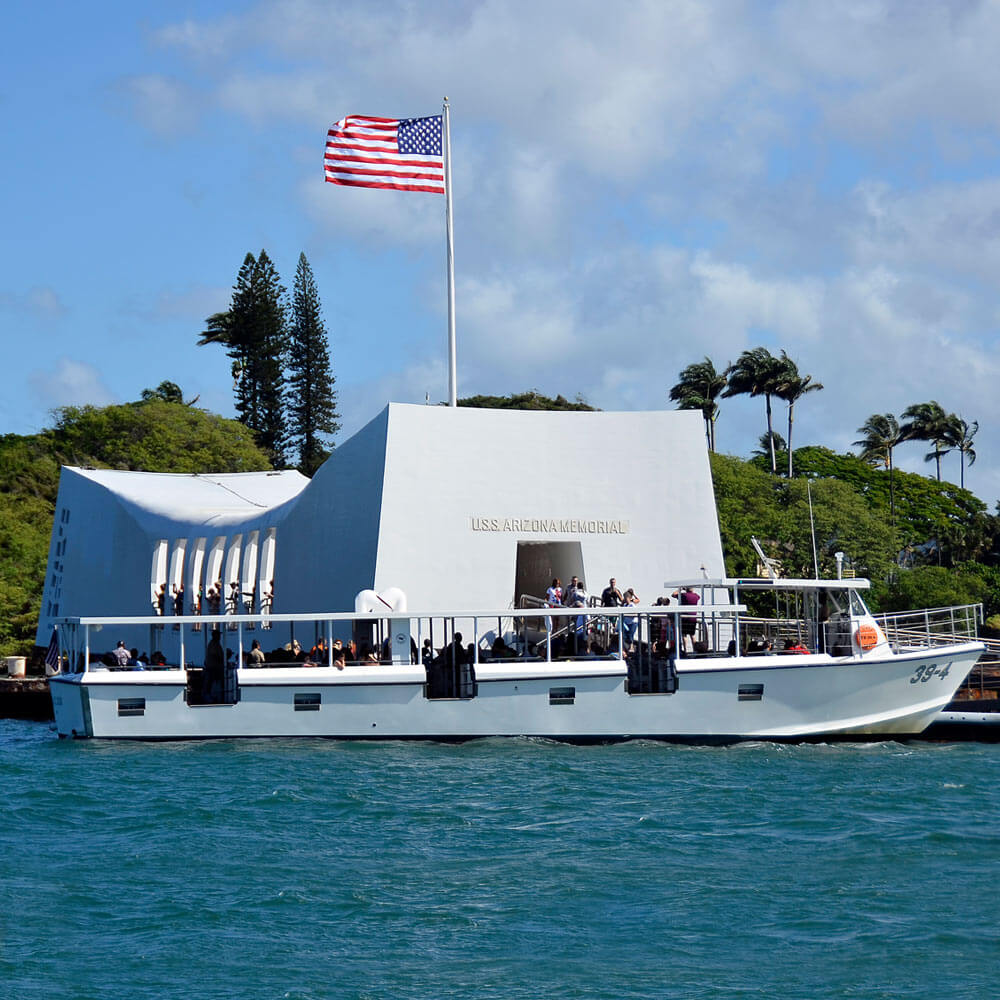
140,380,199,406
0,436,61,659
711,449,1000,613
883,566,984,613
669,356,727,451
787,446,994,565
457,391,596,411
0,400,272,658
50,400,272,474
710,452,897,588
200,251,288,466
287,253,340,476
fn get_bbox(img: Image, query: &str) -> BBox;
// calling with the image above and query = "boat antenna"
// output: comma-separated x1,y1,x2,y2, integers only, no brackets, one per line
807,479,819,579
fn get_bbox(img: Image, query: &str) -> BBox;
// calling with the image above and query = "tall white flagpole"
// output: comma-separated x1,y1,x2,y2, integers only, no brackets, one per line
443,98,457,407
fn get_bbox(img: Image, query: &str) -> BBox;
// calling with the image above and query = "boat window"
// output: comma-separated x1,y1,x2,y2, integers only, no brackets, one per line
738,685,764,702
824,590,846,616
118,698,146,717
294,693,321,711
549,687,576,705
849,590,870,617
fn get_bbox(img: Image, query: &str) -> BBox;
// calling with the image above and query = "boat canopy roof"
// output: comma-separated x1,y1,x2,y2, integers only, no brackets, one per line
663,577,871,592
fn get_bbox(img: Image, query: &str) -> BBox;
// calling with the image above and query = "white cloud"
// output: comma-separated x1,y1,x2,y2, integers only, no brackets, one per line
124,285,232,323
116,74,200,135
0,286,67,320
125,0,1000,500
29,359,118,410
851,178,1000,286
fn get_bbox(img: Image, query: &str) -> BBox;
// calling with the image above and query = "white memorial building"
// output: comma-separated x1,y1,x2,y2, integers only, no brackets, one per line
37,403,725,649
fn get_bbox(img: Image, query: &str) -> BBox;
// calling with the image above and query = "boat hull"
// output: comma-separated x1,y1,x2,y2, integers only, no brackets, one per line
49,643,982,742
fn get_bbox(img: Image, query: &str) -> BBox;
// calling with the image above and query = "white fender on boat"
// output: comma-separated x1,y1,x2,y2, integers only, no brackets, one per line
379,587,407,613
354,587,408,614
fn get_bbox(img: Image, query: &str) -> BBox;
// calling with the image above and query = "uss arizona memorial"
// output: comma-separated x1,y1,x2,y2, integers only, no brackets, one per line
37,402,725,647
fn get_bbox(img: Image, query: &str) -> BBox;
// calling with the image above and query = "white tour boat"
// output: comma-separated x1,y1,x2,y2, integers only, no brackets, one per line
47,578,983,742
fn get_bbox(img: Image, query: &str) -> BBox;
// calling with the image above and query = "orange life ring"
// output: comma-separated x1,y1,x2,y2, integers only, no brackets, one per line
855,624,879,651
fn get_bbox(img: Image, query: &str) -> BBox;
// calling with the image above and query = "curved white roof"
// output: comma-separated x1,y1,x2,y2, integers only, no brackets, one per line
67,467,308,525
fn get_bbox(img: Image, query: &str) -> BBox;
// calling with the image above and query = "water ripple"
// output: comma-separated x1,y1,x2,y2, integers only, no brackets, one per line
2,721,999,999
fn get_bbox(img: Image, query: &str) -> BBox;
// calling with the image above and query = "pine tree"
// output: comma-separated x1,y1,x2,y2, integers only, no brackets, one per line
287,253,340,475
251,250,289,466
199,251,289,466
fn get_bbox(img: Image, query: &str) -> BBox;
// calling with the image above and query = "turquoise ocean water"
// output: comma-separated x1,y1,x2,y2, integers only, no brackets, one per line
2,720,999,1000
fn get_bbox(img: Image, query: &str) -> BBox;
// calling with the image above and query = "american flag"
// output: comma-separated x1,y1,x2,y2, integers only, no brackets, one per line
324,115,445,195
44,627,61,674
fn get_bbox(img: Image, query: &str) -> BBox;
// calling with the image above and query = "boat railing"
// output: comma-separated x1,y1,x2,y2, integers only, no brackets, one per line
51,603,747,675
874,603,983,651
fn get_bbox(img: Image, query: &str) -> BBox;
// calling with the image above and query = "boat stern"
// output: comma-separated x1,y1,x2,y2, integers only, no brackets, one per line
49,675,90,738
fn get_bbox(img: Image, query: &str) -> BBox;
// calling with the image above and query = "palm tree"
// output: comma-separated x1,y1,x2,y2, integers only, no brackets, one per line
774,352,823,478
723,347,786,473
854,413,903,522
901,401,952,482
947,416,978,489
669,357,728,451
752,430,786,461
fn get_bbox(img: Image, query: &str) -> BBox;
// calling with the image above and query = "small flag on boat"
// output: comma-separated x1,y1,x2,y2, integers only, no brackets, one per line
324,115,445,194
44,627,61,674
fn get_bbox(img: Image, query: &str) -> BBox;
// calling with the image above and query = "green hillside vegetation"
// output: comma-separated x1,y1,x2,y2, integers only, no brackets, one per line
713,449,1000,616
458,391,597,411
0,396,271,658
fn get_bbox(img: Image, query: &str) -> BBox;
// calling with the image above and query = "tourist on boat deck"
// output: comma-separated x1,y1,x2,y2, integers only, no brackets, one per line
421,638,433,665
491,635,516,659
601,578,624,607
112,640,130,667
621,588,640,647
672,587,701,652
173,583,185,616
203,629,225,700
332,646,346,670
445,633,467,666
568,585,589,652
247,639,265,666
783,638,810,654
649,596,673,648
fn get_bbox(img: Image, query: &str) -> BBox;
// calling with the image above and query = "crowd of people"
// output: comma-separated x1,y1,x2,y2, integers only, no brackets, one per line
543,576,705,654
151,579,276,619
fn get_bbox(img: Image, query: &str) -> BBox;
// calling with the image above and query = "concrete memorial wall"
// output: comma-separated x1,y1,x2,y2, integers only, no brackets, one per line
37,403,725,650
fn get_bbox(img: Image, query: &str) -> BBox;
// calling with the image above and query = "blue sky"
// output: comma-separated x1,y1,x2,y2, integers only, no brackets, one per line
3,0,1000,505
